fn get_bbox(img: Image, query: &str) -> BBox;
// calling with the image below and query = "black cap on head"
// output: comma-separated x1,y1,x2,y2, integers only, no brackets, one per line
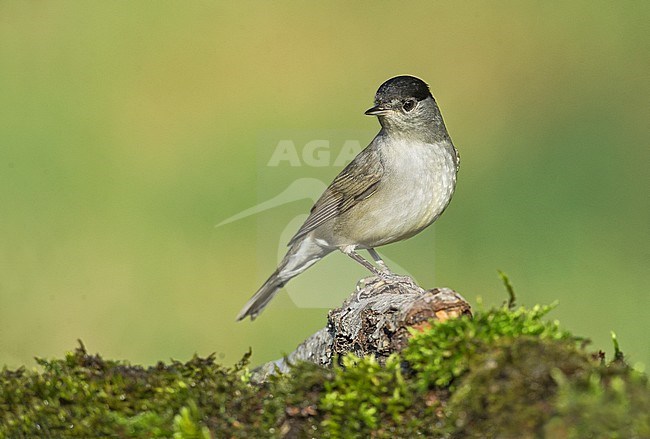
375,75,432,104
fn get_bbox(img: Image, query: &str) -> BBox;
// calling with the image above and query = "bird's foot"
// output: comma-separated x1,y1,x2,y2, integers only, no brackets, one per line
356,275,382,291
355,271,414,290
380,272,415,284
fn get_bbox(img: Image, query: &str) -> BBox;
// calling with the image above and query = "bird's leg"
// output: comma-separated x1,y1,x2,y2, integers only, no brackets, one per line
367,248,413,284
341,246,387,277
367,248,394,274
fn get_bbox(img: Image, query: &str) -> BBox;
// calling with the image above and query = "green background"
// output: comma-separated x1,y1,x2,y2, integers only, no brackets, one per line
1,2,648,370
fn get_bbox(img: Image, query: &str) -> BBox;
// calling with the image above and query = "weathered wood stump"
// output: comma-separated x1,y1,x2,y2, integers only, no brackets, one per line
252,276,471,382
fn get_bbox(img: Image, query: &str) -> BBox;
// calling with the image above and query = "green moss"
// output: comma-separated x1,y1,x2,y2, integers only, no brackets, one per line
172,401,211,439
320,354,412,437
0,345,281,437
403,304,573,389
547,364,650,438
447,337,591,438
1,306,648,438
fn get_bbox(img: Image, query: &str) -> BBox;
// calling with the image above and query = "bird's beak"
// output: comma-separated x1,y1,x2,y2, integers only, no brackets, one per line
364,105,390,116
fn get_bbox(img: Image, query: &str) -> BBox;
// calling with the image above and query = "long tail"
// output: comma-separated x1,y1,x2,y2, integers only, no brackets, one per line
235,268,285,321
236,237,331,321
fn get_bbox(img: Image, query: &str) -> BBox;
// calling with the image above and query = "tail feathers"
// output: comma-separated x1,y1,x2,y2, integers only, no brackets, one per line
236,270,285,321
237,237,332,321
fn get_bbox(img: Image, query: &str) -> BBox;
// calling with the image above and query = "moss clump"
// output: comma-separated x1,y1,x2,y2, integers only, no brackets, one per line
320,354,412,437
402,304,572,389
317,305,585,438
1,305,649,438
0,346,286,437
447,337,590,438
546,364,650,438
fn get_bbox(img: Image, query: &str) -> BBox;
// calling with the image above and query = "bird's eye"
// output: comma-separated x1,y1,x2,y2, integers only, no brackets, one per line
402,99,416,112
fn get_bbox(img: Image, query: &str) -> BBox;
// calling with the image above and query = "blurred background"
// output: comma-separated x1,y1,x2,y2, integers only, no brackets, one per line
1,2,648,370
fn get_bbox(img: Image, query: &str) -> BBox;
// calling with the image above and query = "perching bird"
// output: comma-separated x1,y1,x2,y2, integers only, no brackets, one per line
237,75,460,321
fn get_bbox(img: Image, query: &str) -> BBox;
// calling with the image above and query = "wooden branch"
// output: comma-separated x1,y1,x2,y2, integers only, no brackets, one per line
252,276,471,382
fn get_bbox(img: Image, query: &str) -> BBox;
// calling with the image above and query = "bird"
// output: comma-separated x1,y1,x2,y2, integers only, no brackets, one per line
236,75,460,321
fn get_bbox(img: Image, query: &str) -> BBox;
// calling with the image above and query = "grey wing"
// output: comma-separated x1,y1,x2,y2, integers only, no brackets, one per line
288,145,383,246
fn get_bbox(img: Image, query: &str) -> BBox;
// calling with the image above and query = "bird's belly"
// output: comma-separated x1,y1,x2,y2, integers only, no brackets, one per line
336,147,457,248
359,177,453,246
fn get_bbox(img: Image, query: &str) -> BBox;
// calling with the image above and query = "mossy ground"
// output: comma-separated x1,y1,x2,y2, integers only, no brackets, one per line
1,304,648,438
